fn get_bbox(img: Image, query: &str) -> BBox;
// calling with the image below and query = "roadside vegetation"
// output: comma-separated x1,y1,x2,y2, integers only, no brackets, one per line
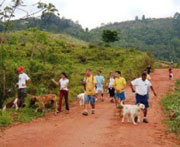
162,80,180,137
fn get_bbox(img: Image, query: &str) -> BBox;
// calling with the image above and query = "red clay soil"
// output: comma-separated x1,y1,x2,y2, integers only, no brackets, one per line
0,69,180,147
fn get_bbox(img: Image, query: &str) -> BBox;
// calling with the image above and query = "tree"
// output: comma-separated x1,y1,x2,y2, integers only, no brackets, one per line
102,30,119,43
142,15,145,20
174,12,180,37
0,0,59,107
135,16,139,21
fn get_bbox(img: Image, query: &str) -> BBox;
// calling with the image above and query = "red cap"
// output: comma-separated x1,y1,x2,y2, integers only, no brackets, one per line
17,66,24,72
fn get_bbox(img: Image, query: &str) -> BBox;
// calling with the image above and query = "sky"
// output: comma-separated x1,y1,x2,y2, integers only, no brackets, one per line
1,0,180,29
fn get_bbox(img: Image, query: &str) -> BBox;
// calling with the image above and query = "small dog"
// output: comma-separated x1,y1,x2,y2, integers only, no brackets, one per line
3,98,20,111
77,93,85,106
30,94,57,112
121,101,145,125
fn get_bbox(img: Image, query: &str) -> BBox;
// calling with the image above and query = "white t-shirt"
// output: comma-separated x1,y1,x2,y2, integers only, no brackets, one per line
131,78,152,95
108,77,115,88
18,73,30,89
59,78,69,91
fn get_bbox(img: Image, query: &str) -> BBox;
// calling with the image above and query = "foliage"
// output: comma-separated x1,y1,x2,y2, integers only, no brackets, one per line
89,14,180,62
102,30,119,43
0,110,13,127
162,80,180,137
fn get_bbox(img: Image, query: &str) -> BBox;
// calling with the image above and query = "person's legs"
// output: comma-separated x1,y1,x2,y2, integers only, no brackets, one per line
115,93,121,107
136,94,149,123
100,88,104,101
142,96,149,123
18,89,27,108
90,95,96,114
109,88,113,102
143,109,147,117
114,93,118,107
58,90,64,112
120,92,126,104
83,94,90,115
64,90,70,112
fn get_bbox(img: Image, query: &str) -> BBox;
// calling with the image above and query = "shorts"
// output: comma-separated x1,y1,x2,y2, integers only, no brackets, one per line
84,94,96,106
115,91,125,100
136,94,149,108
108,88,115,97
96,87,104,94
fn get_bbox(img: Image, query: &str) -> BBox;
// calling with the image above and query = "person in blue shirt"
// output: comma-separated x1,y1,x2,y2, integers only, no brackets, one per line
95,70,105,102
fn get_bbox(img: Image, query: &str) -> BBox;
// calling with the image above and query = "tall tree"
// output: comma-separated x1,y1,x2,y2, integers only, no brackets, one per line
102,30,119,44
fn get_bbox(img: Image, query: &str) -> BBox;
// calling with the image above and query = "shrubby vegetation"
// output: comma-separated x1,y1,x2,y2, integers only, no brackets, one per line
89,13,180,62
162,80,180,137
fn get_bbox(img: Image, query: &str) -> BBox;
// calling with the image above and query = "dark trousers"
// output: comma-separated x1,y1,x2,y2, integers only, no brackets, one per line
58,90,69,111
18,88,27,107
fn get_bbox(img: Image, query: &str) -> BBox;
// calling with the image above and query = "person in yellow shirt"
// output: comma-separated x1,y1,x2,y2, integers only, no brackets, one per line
113,71,126,107
82,69,97,116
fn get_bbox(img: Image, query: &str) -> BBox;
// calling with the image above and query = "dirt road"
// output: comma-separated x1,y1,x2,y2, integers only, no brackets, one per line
0,69,180,147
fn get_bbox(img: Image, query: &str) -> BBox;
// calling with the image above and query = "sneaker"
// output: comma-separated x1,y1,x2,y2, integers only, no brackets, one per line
92,109,95,114
143,119,149,123
55,110,61,114
82,111,88,116
134,116,138,123
110,99,114,103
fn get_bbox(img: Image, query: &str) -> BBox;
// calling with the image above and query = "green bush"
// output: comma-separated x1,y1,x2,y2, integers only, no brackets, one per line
0,111,13,127
162,80,180,137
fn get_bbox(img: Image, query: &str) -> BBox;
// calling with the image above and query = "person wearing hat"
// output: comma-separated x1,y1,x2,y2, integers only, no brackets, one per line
17,66,31,107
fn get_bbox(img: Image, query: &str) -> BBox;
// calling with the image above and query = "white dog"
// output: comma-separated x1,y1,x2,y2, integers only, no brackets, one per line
121,101,145,125
77,93,85,106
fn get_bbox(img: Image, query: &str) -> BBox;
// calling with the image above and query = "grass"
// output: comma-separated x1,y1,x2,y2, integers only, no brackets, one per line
161,80,180,138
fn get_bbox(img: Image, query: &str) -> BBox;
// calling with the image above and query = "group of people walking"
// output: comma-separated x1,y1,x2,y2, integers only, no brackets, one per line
16,65,157,123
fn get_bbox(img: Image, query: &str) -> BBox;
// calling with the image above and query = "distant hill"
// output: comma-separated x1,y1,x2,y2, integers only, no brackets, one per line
1,13,180,62
0,13,87,40
88,14,180,62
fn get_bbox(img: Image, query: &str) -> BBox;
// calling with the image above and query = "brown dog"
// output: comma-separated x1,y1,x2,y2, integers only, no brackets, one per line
30,94,58,112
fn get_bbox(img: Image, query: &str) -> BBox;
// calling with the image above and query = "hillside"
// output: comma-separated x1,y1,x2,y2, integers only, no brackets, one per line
89,16,180,62
1,13,180,62
0,29,153,107
0,13,87,40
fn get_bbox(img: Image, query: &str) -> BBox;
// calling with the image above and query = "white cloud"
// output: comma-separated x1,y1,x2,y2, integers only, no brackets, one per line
1,0,180,29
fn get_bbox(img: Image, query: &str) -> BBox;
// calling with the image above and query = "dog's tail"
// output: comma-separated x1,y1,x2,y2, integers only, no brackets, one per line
120,101,125,107
2,105,6,111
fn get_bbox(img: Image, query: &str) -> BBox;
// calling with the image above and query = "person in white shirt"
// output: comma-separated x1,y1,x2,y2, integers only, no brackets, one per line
95,70,105,102
130,72,157,123
108,72,115,103
52,72,70,114
17,66,31,107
